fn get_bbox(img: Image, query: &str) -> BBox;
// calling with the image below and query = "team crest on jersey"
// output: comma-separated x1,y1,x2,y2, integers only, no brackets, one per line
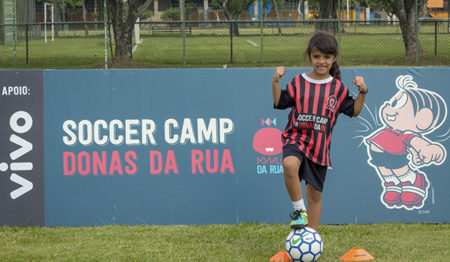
326,95,338,112
252,117,283,175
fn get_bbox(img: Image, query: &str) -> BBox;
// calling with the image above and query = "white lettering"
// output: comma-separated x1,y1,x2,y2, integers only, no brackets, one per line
165,118,234,145
2,86,29,96
141,119,157,145
78,120,93,146
61,118,234,146
180,118,196,144
62,119,158,146
10,173,33,200
10,111,32,134
10,162,33,171
165,119,179,145
219,118,234,144
125,119,140,145
197,118,217,144
63,120,77,145
93,120,108,145
109,120,124,145
7,111,34,200
9,134,33,161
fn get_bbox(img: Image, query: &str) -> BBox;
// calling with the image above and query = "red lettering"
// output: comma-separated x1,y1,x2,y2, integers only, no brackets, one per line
93,151,107,175
270,157,282,165
125,151,137,175
164,150,178,174
220,149,234,173
191,150,204,174
63,152,75,175
191,149,234,174
257,157,268,165
63,151,137,176
150,150,163,174
298,122,314,128
109,151,124,175
78,151,90,176
206,149,219,173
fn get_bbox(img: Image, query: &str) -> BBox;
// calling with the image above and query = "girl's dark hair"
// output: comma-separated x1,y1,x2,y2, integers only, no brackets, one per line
306,32,341,80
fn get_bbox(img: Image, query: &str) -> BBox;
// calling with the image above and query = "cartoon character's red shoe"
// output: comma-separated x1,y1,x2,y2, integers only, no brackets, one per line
401,172,428,208
383,182,401,206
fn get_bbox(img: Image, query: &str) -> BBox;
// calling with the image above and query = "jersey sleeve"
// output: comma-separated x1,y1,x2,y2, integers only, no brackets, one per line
404,132,417,146
338,86,355,117
274,78,296,109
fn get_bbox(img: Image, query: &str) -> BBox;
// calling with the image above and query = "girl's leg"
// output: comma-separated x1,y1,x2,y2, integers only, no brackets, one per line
283,156,308,229
282,156,302,201
305,183,322,231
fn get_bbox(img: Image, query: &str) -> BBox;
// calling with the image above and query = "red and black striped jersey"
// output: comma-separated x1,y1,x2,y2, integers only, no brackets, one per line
275,73,355,166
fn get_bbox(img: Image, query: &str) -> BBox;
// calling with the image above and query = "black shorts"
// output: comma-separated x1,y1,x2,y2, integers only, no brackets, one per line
282,144,328,192
368,150,409,169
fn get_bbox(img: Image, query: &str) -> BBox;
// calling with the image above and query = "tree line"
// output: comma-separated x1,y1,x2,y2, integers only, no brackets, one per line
38,0,427,63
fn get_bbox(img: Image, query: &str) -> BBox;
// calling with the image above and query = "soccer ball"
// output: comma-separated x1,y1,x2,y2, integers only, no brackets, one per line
285,227,323,262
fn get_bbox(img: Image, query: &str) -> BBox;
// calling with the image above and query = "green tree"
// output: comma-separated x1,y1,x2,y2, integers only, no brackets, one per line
161,8,180,21
366,0,425,58
211,0,253,36
80,0,88,36
107,0,153,63
270,0,286,35
185,1,197,21
316,0,338,33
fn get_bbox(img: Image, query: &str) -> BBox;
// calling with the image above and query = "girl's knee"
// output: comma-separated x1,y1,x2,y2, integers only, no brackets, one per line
283,157,300,176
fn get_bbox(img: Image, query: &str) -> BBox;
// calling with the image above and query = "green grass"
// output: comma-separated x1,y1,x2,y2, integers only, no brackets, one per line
0,223,448,261
1,24,449,69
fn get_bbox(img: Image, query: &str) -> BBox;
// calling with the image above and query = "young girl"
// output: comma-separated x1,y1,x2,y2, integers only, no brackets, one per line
272,32,368,231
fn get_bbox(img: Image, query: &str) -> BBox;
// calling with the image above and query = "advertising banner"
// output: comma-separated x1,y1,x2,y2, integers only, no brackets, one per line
44,69,241,226
1,68,449,226
0,70,44,226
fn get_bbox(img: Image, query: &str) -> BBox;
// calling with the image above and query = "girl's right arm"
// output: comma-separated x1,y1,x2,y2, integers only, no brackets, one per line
272,66,286,107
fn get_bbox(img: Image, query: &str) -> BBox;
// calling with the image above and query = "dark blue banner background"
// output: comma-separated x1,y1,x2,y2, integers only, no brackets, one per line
3,67,447,226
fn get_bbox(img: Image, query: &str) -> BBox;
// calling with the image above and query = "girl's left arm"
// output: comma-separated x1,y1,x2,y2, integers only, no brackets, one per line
352,76,368,117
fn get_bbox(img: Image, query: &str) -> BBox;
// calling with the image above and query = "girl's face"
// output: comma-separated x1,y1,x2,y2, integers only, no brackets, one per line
309,47,336,79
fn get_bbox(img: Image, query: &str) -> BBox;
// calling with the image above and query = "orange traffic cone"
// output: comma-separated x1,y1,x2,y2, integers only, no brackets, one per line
270,250,292,262
339,248,375,261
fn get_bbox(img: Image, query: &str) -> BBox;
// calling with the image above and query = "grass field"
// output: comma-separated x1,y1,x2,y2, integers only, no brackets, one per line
1,23,449,262
1,24,449,69
0,223,448,261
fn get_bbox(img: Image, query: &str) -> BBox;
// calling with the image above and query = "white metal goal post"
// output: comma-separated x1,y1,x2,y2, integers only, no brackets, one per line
44,3,54,43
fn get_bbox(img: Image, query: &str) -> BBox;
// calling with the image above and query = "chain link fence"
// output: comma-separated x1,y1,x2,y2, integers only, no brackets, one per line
1,0,449,69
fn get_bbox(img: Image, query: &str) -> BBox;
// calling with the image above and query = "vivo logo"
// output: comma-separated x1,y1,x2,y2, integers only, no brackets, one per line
0,111,33,199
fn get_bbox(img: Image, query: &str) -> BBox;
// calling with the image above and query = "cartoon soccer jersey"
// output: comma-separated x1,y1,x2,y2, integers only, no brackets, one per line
368,127,416,156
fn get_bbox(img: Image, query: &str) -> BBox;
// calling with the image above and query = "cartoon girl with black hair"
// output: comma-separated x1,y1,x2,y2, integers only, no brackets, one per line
364,75,447,210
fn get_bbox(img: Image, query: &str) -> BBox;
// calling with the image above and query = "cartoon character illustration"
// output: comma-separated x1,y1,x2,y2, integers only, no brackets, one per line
363,75,447,210
253,118,283,156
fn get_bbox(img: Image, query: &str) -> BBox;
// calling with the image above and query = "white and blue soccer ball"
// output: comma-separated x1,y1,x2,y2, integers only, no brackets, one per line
285,227,323,262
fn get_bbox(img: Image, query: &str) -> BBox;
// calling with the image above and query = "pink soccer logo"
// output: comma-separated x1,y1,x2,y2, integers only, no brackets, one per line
252,118,283,156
